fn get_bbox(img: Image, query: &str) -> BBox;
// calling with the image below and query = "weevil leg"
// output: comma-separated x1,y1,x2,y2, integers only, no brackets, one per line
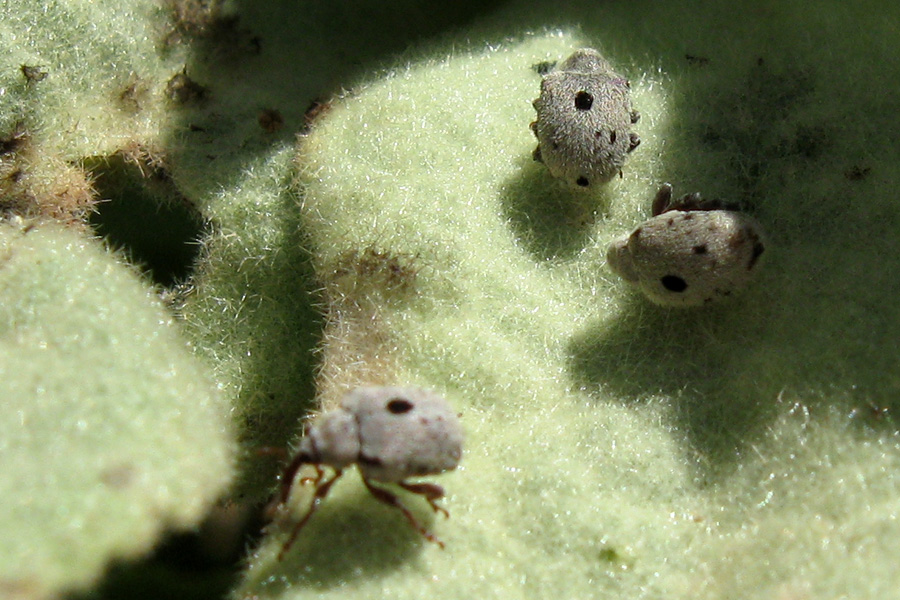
278,468,343,560
259,447,305,522
627,132,641,152
277,450,318,505
651,183,674,216
362,478,445,549
299,464,325,486
398,481,449,518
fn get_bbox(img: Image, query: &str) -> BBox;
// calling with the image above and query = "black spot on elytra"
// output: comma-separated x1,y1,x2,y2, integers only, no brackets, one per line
661,275,688,292
692,244,708,254
574,91,594,110
576,176,590,187
610,130,617,144
387,398,414,414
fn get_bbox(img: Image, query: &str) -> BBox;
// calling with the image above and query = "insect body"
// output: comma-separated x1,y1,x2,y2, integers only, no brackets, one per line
273,386,463,558
606,184,766,307
531,48,640,188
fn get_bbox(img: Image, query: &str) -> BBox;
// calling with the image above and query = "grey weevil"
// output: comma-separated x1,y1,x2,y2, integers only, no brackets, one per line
531,48,640,188
271,386,463,558
606,184,766,307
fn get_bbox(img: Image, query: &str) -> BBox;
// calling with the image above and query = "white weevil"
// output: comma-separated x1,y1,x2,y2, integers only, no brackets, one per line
606,184,767,307
272,386,463,558
531,48,640,189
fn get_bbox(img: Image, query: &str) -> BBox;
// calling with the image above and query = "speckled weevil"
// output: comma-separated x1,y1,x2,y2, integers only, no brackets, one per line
270,386,463,558
531,48,640,188
606,184,767,307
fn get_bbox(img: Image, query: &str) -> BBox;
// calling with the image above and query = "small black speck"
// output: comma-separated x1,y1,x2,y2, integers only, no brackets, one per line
844,165,871,181
387,398,414,414
685,54,710,66
599,547,621,562
610,130,617,144
576,176,590,187
166,70,208,104
692,244,707,254
574,91,594,110
0,123,28,155
21,64,48,83
258,108,284,133
661,275,688,292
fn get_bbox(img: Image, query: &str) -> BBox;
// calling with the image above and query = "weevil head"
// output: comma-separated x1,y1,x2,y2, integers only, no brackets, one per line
304,406,360,470
606,235,640,283
557,48,616,75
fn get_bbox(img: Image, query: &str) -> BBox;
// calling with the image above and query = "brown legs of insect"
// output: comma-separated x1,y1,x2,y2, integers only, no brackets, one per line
261,449,325,522
398,481,449,518
362,479,448,549
277,468,342,561
275,474,450,559
277,452,320,505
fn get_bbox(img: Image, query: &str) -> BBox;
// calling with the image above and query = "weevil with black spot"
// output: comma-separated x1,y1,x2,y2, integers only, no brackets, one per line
272,386,463,558
531,48,641,189
607,184,767,307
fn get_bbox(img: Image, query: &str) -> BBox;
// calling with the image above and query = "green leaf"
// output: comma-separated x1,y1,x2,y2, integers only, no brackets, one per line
230,2,900,595
0,222,234,600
